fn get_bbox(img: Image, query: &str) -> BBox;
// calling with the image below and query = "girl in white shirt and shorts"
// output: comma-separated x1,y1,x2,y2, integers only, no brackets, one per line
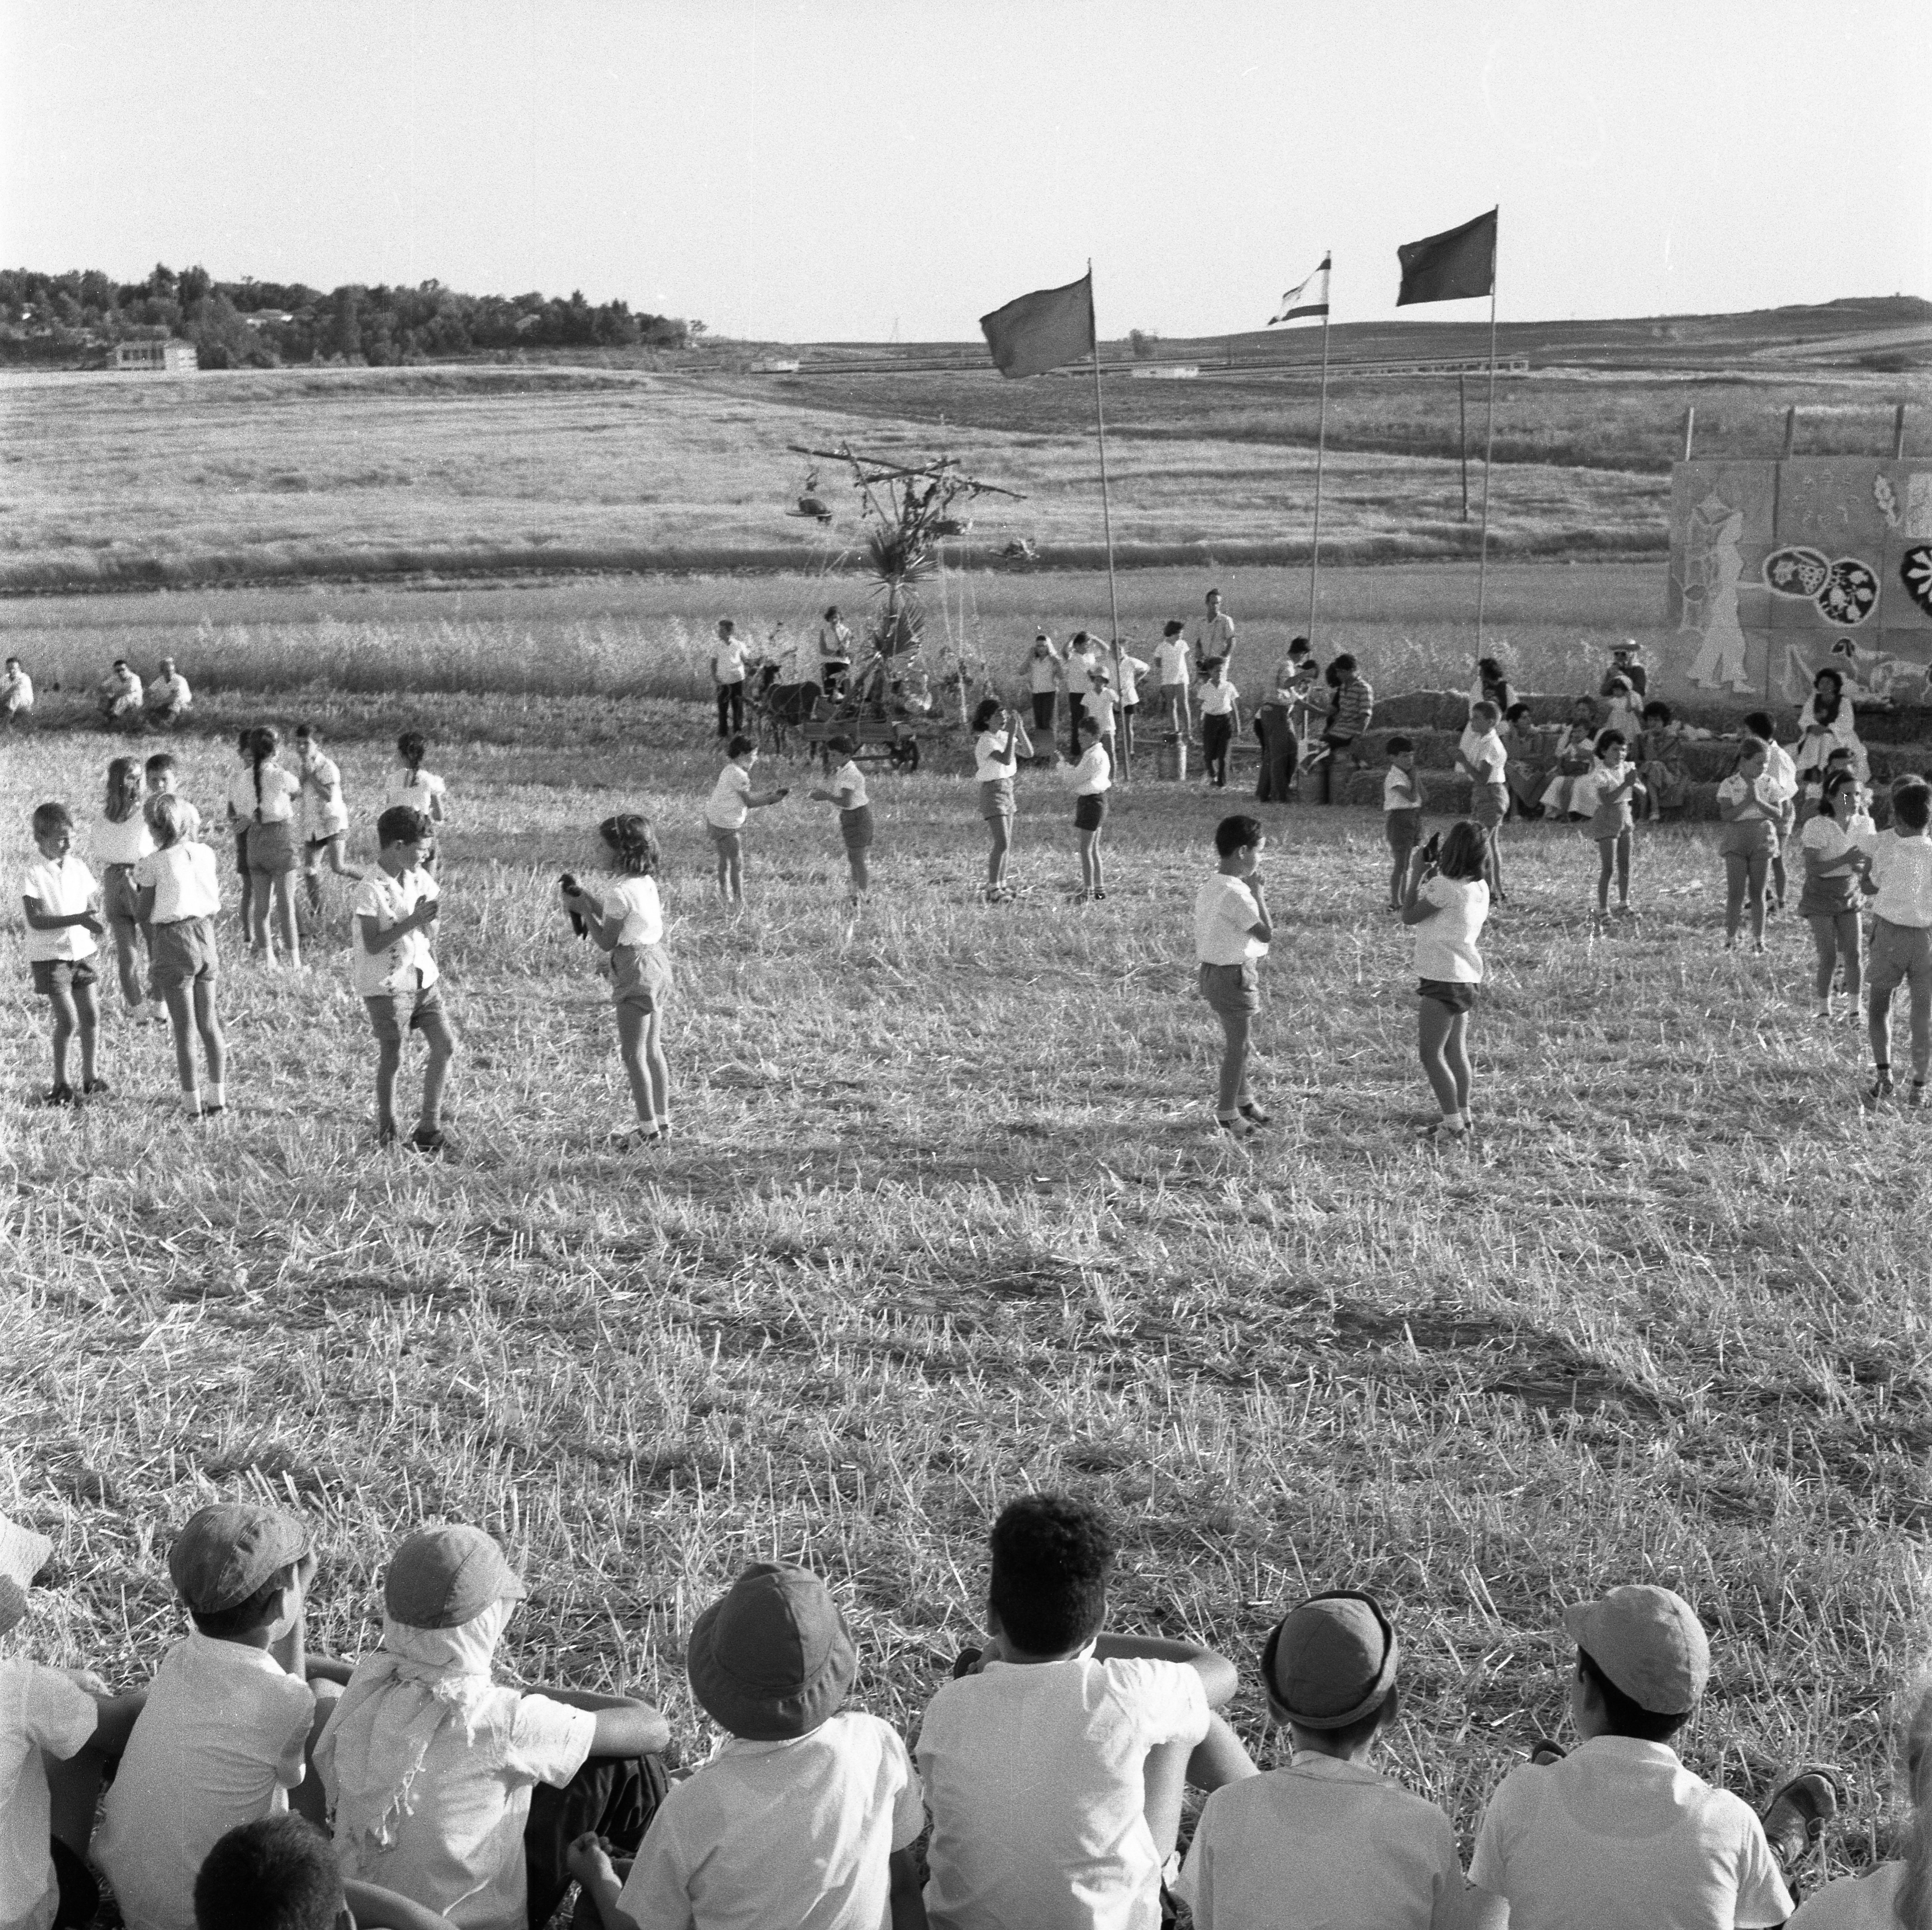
1061,717,1113,902
227,726,305,966
970,697,1031,901
96,755,157,1016
1401,821,1491,1142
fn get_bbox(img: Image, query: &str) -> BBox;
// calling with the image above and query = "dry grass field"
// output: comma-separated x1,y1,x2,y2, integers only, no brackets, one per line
4,709,1927,1887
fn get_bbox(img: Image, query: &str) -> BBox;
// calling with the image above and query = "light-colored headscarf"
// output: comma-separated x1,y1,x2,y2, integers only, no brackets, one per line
316,1599,513,1855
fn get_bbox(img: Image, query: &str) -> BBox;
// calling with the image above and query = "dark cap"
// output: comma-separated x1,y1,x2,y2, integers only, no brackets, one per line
384,1525,527,1629
1260,1590,1399,1730
686,1563,858,1741
169,1504,310,1616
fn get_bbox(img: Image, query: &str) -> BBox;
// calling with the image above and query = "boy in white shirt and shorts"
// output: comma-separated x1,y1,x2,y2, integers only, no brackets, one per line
704,735,790,906
1195,814,1274,1138
21,801,107,1107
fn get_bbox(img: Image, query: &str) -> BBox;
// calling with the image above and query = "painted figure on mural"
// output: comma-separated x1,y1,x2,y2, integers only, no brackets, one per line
1684,503,1754,692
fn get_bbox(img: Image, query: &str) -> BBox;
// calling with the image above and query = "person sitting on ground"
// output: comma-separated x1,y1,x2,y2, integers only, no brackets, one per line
96,1503,349,1930
97,658,144,726
1469,1583,1836,1930
147,658,192,726
1,655,32,727
1177,1589,1503,1930
568,1563,926,1930
194,1814,458,1930
316,1524,671,1930
916,1491,1257,1930
1636,701,1696,820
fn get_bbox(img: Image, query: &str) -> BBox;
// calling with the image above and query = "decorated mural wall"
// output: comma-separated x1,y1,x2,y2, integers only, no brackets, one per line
1661,457,1932,710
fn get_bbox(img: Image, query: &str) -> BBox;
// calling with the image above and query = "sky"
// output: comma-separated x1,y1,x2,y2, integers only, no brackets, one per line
4,0,1927,342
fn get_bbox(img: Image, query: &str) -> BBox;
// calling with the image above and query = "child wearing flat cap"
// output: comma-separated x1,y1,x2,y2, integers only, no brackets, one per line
316,1524,669,1930
1175,1590,1501,1930
0,1511,145,1930
1470,1584,1801,1930
97,1502,340,1930
567,1562,926,1930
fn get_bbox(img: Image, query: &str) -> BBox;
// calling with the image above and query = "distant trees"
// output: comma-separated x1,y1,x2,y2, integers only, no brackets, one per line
0,264,693,367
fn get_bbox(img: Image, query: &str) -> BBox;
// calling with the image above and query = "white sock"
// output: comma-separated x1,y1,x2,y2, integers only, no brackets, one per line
207,1082,226,1108
180,1089,202,1115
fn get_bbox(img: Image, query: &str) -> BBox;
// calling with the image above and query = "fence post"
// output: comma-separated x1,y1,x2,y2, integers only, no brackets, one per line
1782,407,1798,457
1896,403,1908,459
1681,406,1695,460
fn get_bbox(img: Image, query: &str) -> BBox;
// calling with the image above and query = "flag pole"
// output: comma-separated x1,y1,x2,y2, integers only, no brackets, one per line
1088,260,1127,776
1474,207,1499,648
1306,281,1330,645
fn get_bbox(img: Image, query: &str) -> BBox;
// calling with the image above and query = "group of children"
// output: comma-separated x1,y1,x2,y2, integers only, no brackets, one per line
3,1490,1911,1930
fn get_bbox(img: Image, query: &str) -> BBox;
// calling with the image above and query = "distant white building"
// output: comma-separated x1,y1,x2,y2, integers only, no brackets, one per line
242,310,294,329
115,339,198,372
751,358,801,373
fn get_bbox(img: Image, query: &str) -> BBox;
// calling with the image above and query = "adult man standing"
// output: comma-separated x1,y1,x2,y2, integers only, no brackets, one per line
1601,640,1648,699
1255,682,1299,803
96,659,143,726
817,606,853,699
1185,588,1237,680
147,657,192,725
711,619,749,739
0,655,32,727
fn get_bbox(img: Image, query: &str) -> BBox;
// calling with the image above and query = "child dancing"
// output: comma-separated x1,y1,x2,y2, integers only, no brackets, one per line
1402,821,1490,1142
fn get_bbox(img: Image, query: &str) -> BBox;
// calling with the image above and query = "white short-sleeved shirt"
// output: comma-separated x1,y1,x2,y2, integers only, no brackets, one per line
713,638,748,681
829,759,870,811
1029,651,1063,696
351,867,441,997
387,768,448,818
1469,1737,1793,1930
227,764,301,826
95,1633,316,1930
975,731,1017,782
1761,739,1798,804
916,1655,1212,1930
1086,688,1120,733
328,1688,594,1930
1197,680,1238,717
1855,828,1932,928
1413,875,1488,983
1,670,31,709
1800,815,1859,877
1384,767,1421,811
0,1660,98,1930
1064,652,1100,699
707,764,756,830
1064,743,1113,797
1717,773,1777,821
1175,1753,1467,1930
605,875,664,948
1195,874,1267,965
301,755,349,839
1463,728,1506,783
133,842,222,924
1789,1860,1905,1928
1155,639,1190,685
617,1712,923,1930
21,855,98,964
95,812,156,868
151,673,191,709
1114,656,1148,704
1185,612,1237,664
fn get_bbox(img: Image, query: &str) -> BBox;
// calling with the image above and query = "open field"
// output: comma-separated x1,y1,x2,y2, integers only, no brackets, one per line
0,561,1662,711
3,710,1927,1882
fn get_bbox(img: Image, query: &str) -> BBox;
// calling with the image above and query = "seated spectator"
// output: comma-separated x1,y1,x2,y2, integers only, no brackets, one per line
195,1814,457,1930
568,1562,924,1930
1469,1584,1830,1930
1537,698,1602,820
1177,1589,1502,1929
316,1524,669,1930
1637,701,1695,819
148,657,193,725
97,658,144,725
0,654,32,727
916,1491,1257,1930
1501,703,1545,819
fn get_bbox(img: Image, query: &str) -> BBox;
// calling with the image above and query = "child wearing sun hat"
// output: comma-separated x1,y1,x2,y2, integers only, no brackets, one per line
567,1561,924,1930
1470,1584,1795,1930
1175,1589,1499,1930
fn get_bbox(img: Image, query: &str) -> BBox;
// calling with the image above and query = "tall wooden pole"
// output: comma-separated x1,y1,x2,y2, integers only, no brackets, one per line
1457,372,1470,521
1306,303,1331,644
1894,403,1908,458
1088,262,1126,776
1474,208,1500,649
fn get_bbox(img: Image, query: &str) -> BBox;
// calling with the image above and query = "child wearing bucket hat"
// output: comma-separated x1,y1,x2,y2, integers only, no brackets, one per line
96,1502,337,1930
916,1492,1255,1930
1469,1584,1797,1930
1175,1591,1502,1930
567,1562,925,1930
0,1512,145,1930
315,1524,669,1930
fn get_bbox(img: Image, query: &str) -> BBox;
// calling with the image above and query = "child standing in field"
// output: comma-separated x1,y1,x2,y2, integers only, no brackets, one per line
1402,821,1490,1142
971,696,1029,902
22,801,106,1107
1576,731,1645,917
1742,711,1798,910
228,726,304,967
1856,775,1932,1106
809,734,875,905
351,805,456,1153
224,729,257,933
134,794,229,1119
1177,1590,1501,1930
1085,670,1121,764
1798,770,1868,1022
1197,659,1240,788
1024,632,1064,740
386,732,447,868
1155,619,1192,736
560,813,675,1144
710,618,749,739
1196,813,1274,1137
704,734,789,906
291,723,361,914
1060,714,1112,900
1383,739,1424,911
97,755,161,1021
1457,700,1509,903
1716,740,1780,953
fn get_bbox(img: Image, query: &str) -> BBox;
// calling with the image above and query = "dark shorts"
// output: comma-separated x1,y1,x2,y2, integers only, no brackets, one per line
1385,807,1422,852
707,823,744,856
1418,977,1477,1014
306,830,347,853
1868,919,1932,997
839,804,875,851
246,818,297,875
51,1835,98,1929
1470,782,1508,831
1073,793,1108,832
150,917,219,992
31,958,98,997
1198,959,1260,1015
364,978,448,1044
979,778,1016,821
612,941,674,1014
1719,819,1778,860
102,864,142,924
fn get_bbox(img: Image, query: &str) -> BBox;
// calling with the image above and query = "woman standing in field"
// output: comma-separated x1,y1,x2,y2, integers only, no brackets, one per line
96,755,159,1020
972,696,1030,901
1716,738,1780,953
228,725,304,965
1023,633,1063,741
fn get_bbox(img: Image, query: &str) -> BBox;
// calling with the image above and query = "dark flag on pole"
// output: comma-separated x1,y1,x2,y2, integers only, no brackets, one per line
1395,209,1497,306
979,273,1095,378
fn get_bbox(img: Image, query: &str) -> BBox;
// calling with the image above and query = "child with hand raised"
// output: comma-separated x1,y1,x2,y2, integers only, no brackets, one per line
1576,730,1645,918
1403,821,1490,1142
808,734,875,905
1195,813,1274,1137
22,801,106,1107
704,734,789,907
